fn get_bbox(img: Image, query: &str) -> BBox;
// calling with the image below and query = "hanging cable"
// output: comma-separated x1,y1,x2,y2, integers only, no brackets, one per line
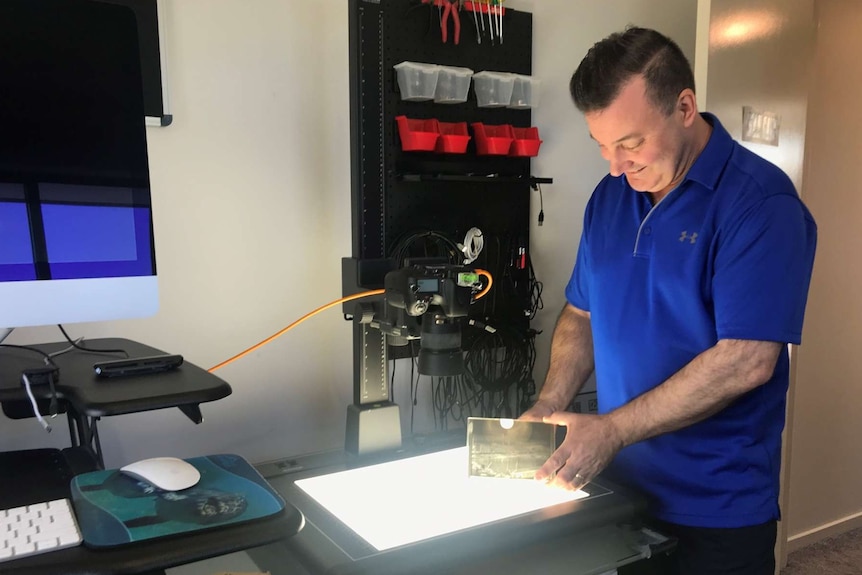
57,325,129,357
209,267,494,373
390,230,461,267
209,289,384,372
21,374,51,433
458,227,484,264
526,254,544,320
473,269,493,301
537,183,545,226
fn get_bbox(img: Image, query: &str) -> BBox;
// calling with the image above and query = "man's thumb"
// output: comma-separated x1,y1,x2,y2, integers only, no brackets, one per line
542,411,570,426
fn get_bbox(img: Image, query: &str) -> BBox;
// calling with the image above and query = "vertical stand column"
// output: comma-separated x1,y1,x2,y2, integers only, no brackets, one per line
345,316,402,456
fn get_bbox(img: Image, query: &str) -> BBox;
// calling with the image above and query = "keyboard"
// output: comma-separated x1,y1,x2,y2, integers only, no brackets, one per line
0,498,82,562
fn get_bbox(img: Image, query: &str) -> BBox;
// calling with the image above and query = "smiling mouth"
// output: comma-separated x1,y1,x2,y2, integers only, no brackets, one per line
627,167,646,176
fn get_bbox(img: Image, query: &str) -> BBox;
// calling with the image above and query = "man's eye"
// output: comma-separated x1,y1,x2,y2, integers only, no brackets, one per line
620,140,644,151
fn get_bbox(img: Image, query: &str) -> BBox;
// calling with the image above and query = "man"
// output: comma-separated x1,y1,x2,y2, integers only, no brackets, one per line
522,27,817,575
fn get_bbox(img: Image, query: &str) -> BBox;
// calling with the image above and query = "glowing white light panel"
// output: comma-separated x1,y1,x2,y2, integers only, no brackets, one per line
295,447,588,551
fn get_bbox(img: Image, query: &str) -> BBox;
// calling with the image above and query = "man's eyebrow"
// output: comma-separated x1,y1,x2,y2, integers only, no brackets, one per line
588,132,643,144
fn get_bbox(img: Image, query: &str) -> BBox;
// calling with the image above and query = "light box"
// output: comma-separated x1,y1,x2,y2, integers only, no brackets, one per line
295,447,588,551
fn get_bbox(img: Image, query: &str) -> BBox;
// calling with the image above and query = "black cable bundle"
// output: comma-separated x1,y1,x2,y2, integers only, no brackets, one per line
389,230,461,267
469,235,544,322
460,323,539,419
386,229,545,426
417,327,542,426
464,326,527,393
431,375,464,430
525,254,544,320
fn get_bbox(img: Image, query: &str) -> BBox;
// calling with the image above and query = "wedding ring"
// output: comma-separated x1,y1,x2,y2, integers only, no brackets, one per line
574,473,587,483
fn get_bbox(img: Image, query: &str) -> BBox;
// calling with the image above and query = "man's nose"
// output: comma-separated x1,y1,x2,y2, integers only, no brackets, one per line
607,151,626,174
608,149,630,177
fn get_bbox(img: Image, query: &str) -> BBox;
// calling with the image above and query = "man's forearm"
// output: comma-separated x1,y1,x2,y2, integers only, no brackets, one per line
607,339,783,448
537,303,595,411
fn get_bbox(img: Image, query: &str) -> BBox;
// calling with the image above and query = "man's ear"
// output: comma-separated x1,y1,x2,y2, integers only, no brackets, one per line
677,88,698,127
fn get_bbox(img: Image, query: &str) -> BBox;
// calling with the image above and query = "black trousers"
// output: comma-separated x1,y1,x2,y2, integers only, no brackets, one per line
620,520,777,575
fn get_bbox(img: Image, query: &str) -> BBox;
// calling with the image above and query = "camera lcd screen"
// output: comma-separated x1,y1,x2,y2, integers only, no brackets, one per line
416,278,439,292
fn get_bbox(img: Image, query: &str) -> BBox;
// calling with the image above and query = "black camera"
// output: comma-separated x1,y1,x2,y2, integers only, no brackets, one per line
382,261,483,376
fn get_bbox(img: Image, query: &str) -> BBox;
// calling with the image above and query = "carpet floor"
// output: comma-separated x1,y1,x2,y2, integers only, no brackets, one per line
782,527,862,574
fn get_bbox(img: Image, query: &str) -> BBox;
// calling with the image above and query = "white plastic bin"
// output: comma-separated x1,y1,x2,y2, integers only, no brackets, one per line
508,74,541,109
394,61,440,101
472,71,515,107
434,65,473,104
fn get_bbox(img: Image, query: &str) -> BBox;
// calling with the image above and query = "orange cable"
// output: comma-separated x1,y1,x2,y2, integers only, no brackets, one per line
209,269,494,373
473,268,493,300
208,289,384,373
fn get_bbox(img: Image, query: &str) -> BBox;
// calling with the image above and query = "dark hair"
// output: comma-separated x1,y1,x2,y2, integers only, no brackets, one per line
570,26,694,116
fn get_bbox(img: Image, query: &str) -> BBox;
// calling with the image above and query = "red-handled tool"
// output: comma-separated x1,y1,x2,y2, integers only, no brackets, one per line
422,0,461,45
441,0,461,44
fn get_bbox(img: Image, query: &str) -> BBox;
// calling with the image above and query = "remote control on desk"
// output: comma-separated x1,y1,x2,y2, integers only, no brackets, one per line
93,355,184,378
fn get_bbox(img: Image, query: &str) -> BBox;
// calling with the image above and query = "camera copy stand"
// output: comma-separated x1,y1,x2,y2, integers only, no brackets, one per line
345,300,402,457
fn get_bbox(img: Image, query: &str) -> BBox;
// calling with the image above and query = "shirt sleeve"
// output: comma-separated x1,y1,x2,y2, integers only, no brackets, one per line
565,199,594,312
713,193,817,344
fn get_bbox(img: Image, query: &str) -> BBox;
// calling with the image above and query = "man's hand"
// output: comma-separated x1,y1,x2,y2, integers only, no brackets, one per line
534,412,623,491
519,398,557,422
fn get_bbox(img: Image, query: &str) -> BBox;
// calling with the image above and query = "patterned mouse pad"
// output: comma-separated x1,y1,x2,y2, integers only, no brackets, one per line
70,454,285,548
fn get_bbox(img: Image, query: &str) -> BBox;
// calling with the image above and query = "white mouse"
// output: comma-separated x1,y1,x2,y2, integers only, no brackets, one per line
120,456,201,491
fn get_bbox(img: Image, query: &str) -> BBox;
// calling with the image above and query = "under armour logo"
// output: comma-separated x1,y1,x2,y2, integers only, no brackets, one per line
679,231,698,244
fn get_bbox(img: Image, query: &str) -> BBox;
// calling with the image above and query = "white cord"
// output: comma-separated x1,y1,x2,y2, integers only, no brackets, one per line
22,373,52,432
48,338,84,359
468,318,497,333
459,227,484,265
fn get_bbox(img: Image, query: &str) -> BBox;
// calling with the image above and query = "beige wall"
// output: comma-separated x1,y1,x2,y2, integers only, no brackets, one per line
704,0,813,192
697,0,817,564
701,0,862,554
787,0,862,548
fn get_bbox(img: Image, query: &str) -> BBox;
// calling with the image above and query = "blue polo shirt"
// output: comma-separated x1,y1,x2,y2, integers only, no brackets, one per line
565,114,817,528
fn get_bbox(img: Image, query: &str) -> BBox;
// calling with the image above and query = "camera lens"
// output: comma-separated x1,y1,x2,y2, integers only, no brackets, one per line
418,317,464,376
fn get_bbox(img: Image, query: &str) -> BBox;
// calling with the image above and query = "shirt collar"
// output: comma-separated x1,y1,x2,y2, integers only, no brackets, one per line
684,112,735,191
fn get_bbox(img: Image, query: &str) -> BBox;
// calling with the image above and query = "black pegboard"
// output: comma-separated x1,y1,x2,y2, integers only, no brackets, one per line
348,0,542,340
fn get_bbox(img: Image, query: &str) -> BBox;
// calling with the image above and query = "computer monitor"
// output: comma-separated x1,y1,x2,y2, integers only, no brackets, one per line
0,0,158,328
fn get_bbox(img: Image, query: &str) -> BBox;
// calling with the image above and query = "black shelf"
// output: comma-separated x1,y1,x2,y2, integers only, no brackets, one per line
396,174,553,186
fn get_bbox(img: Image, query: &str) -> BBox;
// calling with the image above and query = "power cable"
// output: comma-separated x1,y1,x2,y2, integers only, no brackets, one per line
209,270,492,373
56,325,129,357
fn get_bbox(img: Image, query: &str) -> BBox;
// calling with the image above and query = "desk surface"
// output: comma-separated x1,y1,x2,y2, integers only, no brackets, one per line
1,449,305,575
6,506,303,575
0,341,296,575
0,338,231,417
254,435,661,575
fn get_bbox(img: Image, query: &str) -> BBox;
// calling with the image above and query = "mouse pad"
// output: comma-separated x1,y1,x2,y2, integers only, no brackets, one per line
70,454,285,548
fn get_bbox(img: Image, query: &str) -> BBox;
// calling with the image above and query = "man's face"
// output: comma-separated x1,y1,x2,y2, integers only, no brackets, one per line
584,75,685,197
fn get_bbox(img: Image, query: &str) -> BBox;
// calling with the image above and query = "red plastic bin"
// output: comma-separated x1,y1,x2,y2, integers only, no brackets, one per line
471,122,514,156
435,121,470,154
395,116,439,152
510,126,543,157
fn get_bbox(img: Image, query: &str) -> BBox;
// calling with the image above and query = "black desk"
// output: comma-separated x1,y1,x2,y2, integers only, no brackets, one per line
251,434,675,575
0,338,232,465
0,449,305,575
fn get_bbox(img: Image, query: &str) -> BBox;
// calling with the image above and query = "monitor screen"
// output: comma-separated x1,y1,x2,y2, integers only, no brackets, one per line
0,0,157,327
